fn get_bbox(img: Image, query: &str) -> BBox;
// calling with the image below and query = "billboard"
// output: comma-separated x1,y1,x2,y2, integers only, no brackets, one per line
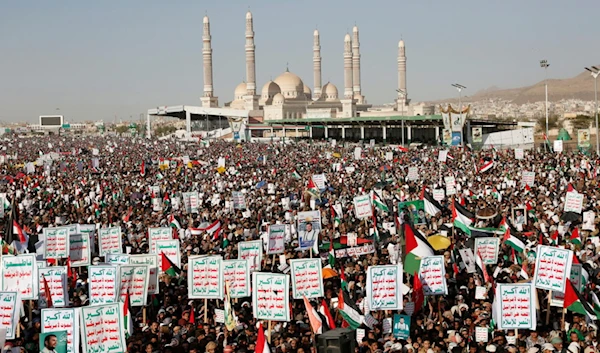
40,115,63,127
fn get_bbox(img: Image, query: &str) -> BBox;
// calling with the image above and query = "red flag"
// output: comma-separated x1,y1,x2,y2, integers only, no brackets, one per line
189,307,195,325
412,272,424,314
256,323,270,353
140,160,145,176
67,256,77,288
567,183,574,192
42,274,53,308
13,220,27,243
320,299,336,329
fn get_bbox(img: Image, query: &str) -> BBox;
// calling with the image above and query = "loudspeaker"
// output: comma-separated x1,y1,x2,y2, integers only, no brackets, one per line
317,328,356,353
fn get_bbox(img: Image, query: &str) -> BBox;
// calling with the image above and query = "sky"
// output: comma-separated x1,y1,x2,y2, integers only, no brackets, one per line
1,1,599,123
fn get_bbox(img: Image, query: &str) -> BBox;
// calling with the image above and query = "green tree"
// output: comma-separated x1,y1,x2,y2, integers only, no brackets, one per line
115,125,129,134
535,114,560,133
570,115,592,130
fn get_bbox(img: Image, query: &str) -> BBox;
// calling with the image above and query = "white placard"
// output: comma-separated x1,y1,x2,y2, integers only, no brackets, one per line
187,255,223,299
252,272,290,322
38,266,68,308
41,308,80,353
522,172,535,187
88,265,119,305
289,259,324,299
554,140,563,153
129,254,159,295
564,191,584,214
533,245,573,292
418,256,447,296
80,303,126,353
238,240,262,272
223,259,251,298
267,224,286,255
156,240,181,272
0,254,37,300
353,194,373,219
98,227,122,255
474,238,500,265
366,264,404,310
515,148,524,160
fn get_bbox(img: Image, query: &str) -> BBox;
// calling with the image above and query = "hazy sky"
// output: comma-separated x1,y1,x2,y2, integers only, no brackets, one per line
1,1,599,123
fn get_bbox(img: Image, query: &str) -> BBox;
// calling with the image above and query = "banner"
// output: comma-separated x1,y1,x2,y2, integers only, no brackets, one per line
155,240,181,272
39,267,68,308
533,245,573,292
129,254,159,295
312,174,326,189
118,265,149,306
496,283,536,330
238,240,262,272
353,195,373,219
289,259,324,299
551,264,583,307
297,211,321,250
188,255,223,299
88,265,118,305
223,259,251,298
232,191,247,210
442,128,452,146
578,129,591,148
43,227,70,259
252,272,290,322
407,167,419,181
98,227,122,255
398,200,426,225
69,234,91,267
474,238,500,265
0,292,20,339
267,224,286,255
393,314,410,339
182,191,199,213
366,264,404,310
0,254,37,300
148,228,173,254
81,303,126,353
41,308,79,353
419,256,447,296
472,127,483,143
522,172,535,187
564,191,584,214
515,148,524,160
106,254,129,265
334,243,376,258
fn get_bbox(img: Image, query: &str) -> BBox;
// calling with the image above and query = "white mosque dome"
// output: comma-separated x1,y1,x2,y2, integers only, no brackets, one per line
274,70,304,99
303,84,312,100
261,81,281,99
273,93,285,106
321,82,338,101
234,82,247,100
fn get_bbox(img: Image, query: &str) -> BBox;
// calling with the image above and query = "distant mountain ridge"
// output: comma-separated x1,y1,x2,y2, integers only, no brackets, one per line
431,68,599,105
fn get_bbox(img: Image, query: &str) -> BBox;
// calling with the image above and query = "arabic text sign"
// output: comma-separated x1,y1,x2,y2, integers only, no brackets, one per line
0,254,37,300
290,259,324,299
129,254,159,295
474,238,500,265
88,265,118,305
367,264,403,310
43,227,70,259
564,191,584,214
98,227,122,255
551,264,583,307
496,283,536,330
515,148,524,160
148,228,173,254
39,267,68,308
353,194,373,219
0,292,19,339
188,256,223,299
69,234,91,267
522,172,535,187
81,303,126,353
419,256,447,296
267,224,286,255
156,240,181,272
533,245,572,292
223,259,251,298
238,240,262,272
252,272,290,322
118,265,149,306
232,191,247,210
41,308,79,353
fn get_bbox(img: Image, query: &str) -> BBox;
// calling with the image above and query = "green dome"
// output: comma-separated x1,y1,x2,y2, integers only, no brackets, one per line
557,128,571,140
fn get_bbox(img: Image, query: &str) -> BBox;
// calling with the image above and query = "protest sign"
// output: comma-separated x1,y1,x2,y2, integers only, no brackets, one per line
474,238,500,265
551,264,583,307
63,224,79,235
393,314,410,339
40,331,68,353
155,240,181,272
438,150,448,163
79,225,96,250
182,191,200,213
312,174,326,189
267,224,286,255
214,309,225,324
148,227,173,254
564,191,584,214
69,234,91,267
38,267,68,308
382,318,392,334
297,211,321,250
522,172,535,187
334,243,376,258
475,327,488,342
515,148,524,160
81,303,126,353
533,245,573,292
88,265,118,305
554,140,563,153
232,191,247,210
366,264,404,310
583,211,596,231
41,309,79,353
458,249,476,273
353,194,373,219
98,227,123,255
0,292,19,339
407,167,419,181
0,254,37,300
398,200,426,225
354,147,362,160
419,256,448,295
238,240,262,272
289,259,324,299
445,176,456,196
223,259,251,298
129,254,159,295
106,254,129,265
496,283,536,330
118,265,149,306
43,227,70,259
252,272,290,321
188,255,223,299
433,189,445,201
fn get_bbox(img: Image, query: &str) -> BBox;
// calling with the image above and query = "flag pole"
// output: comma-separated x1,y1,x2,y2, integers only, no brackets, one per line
561,308,566,330
268,320,272,344
545,292,551,325
204,299,208,323
143,306,147,325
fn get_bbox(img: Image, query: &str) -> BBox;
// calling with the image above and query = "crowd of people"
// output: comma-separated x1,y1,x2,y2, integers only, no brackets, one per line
1,134,599,353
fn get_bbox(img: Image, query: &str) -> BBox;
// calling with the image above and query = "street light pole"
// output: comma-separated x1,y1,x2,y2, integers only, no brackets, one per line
585,66,600,155
540,60,550,151
451,84,466,145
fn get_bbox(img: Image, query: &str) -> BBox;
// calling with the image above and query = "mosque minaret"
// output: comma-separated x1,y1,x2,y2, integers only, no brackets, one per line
313,29,322,100
200,15,218,108
245,11,256,95
397,39,408,109
352,26,364,104
343,33,354,100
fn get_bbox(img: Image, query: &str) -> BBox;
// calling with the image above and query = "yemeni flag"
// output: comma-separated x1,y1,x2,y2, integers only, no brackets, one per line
337,289,364,329
413,272,424,313
12,220,28,244
404,222,435,275
256,323,271,353
452,199,474,235
422,190,442,216
124,290,134,338
340,266,348,291
160,252,181,277
140,160,146,176
479,160,494,173
292,169,301,180
42,274,53,308
330,204,341,228
319,300,336,329
564,279,597,320
306,178,320,198
501,218,525,253
200,220,221,235
569,227,582,245
371,191,389,212
303,296,323,334
123,206,133,223
328,240,335,267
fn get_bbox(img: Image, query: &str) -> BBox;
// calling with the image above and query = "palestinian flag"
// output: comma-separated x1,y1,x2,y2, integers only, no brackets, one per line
550,230,559,245
319,300,336,329
303,296,323,334
328,240,335,267
475,249,492,284
124,290,134,338
501,218,525,253
292,169,301,180
340,266,348,291
479,160,494,173
564,279,597,321
422,191,442,217
330,204,341,228
590,291,600,318
569,227,582,245
160,252,181,277
452,199,474,235
371,191,389,212
525,202,537,221
404,223,435,275
337,289,364,329
469,226,502,238
306,178,320,198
